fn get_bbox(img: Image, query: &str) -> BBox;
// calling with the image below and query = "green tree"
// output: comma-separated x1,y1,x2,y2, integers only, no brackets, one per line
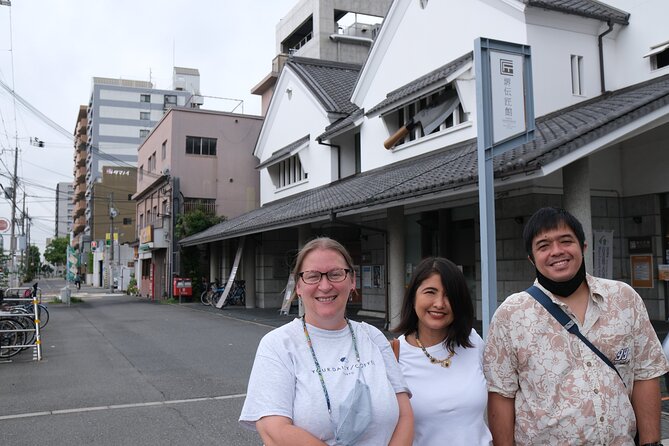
175,207,224,295
175,208,224,239
44,236,69,267
22,245,41,282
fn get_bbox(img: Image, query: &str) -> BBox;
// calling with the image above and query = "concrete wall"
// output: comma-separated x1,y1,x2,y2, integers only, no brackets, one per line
137,108,263,220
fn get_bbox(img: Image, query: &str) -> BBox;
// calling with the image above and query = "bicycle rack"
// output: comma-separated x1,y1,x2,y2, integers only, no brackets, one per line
0,287,44,361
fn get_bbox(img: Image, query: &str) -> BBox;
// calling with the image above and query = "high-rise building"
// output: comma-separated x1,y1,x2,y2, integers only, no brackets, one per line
55,182,73,238
84,68,202,241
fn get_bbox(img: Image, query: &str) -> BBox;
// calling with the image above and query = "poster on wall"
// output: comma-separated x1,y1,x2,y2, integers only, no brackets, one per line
630,254,654,288
658,264,669,282
354,265,361,289
593,230,614,279
372,265,385,288
362,266,372,288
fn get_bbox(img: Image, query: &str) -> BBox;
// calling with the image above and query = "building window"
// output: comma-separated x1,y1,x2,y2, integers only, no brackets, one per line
139,213,144,228
140,111,150,120
185,136,217,156
183,198,216,214
139,165,144,181
164,94,177,109
147,152,156,173
385,86,463,148
140,94,151,103
161,140,167,160
279,154,306,188
571,55,584,95
123,217,132,225
645,42,669,70
140,129,150,139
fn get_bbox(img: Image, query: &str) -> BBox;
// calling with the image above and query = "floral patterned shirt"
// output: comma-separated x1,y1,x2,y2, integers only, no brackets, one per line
483,274,669,445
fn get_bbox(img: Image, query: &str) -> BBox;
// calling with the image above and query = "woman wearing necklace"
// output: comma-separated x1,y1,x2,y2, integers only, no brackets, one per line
240,237,413,445
394,257,492,445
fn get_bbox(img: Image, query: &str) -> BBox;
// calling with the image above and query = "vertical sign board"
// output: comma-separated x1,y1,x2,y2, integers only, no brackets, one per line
475,38,535,337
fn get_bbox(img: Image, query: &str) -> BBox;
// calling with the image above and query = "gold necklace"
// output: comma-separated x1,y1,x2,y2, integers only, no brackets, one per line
415,332,454,368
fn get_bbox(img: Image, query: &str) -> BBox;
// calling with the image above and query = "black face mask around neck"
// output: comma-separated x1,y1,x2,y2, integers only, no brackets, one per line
536,260,586,297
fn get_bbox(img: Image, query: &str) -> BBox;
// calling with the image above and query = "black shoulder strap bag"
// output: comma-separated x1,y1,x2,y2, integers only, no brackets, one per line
526,285,625,385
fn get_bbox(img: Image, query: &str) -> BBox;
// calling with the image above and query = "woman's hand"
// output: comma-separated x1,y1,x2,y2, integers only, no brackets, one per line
256,415,328,446
388,392,414,446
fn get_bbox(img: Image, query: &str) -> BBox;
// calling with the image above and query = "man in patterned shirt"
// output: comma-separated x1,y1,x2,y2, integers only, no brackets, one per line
484,207,669,445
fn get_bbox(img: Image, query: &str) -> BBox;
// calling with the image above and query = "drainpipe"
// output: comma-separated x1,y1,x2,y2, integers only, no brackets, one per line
598,21,614,94
317,139,341,179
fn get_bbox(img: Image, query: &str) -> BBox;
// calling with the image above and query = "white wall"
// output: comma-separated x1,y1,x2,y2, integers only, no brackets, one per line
525,12,603,116
600,0,669,89
256,67,334,205
354,0,527,115
353,0,526,172
99,124,146,138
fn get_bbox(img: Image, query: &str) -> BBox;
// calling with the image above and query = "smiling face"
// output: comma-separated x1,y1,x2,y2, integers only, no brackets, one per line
414,273,454,340
531,223,586,282
296,248,355,330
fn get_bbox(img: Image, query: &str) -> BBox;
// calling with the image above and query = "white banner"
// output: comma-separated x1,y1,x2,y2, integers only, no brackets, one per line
593,230,614,279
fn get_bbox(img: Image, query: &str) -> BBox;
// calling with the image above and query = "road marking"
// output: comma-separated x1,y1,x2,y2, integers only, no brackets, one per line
0,393,246,421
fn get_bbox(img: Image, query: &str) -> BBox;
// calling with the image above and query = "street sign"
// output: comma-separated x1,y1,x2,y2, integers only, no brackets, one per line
475,37,535,337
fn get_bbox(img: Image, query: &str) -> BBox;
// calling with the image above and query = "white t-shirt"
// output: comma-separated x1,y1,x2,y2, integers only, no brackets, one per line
399,329,492,446
240,318,410,445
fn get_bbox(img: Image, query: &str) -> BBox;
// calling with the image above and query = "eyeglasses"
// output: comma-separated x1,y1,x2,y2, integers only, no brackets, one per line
298,268,351,285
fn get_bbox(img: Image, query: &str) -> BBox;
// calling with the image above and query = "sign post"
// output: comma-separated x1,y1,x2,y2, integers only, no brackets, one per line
475,38,535,337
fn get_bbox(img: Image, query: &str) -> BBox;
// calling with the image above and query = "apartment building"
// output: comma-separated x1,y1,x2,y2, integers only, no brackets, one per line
134,107,262,299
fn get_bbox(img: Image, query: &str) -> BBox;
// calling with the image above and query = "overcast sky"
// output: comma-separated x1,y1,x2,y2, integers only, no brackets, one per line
0,0,296,256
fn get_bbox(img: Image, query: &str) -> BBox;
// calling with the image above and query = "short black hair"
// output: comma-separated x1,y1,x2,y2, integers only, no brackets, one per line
394,257,473,351
523,207,586,259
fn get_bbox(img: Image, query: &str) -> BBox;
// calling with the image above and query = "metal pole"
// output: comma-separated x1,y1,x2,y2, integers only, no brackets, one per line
9,146,18,287
109,192,114,293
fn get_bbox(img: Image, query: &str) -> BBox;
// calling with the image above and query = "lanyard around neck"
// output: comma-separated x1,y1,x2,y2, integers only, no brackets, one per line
301,317,361,414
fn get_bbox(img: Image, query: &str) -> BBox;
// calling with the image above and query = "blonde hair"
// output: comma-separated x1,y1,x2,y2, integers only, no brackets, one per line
291,237,355,299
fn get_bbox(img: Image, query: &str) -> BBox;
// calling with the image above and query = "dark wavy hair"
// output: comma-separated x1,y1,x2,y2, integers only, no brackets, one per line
394,257,474,352
523,207,585,260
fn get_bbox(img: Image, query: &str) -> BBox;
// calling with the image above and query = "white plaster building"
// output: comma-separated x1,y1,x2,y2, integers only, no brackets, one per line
182,0,669,326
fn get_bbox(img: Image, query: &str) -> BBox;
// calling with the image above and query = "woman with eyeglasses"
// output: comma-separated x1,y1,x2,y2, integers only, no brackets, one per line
240,237,413,446
394,257,491,445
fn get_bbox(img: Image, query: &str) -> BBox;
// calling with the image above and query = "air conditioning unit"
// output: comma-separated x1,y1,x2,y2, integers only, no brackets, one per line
161,168,170,175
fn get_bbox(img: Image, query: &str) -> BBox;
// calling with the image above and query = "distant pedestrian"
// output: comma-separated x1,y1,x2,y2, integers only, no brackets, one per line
484,207,669,445
74,274,81,290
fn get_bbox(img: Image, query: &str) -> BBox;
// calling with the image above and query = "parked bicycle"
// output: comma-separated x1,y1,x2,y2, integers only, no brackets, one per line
221,280,246,307
200,281,224,306
0,284,44,359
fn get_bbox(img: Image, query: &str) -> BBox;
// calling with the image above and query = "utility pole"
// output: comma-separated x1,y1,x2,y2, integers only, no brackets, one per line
109,192,117,293
9,145,18,287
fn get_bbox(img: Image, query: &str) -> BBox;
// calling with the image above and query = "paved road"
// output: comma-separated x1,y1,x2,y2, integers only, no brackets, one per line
1,281,274,445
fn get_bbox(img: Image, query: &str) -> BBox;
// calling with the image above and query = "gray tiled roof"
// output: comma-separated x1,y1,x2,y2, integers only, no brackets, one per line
367,53,473,115
317,109,364,142
525,0,630,25
180,73,669,246
256,134,310,169
287,57,362,115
